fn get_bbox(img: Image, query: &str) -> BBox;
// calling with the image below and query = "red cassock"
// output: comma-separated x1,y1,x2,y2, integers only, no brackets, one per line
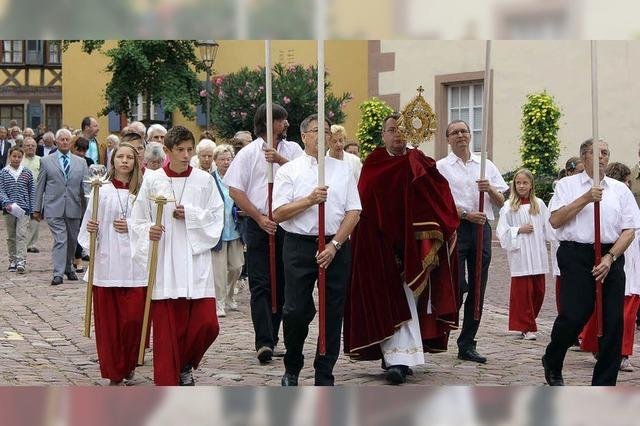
344,147,460,360
580,294,640,356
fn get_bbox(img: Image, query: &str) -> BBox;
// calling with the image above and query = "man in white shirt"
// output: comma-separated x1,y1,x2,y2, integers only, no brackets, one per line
436,119,508,364
273,114,361,386
328,124,362,182
542,139,640,386
223,103,304,364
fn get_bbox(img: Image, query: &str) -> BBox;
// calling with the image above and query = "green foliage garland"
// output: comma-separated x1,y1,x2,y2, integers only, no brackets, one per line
356,97,394,160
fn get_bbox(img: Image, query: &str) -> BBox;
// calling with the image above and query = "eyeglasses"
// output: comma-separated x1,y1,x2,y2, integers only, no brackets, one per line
305,128,331,135
447,129,470,137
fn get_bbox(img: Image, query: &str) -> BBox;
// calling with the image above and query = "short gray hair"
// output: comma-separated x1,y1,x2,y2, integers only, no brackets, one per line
196,138,216,154
213,143,235,161
144,141,166,162
55,128,72,140
579,138,609,157
299,114,331,135
42,131,55,142
106,134,120,146
147,123,167,138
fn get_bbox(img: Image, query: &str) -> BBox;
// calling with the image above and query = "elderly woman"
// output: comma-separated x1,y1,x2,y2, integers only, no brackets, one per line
144,141,166,171
211,144,244,317
146,124,167,143
190,138,216,173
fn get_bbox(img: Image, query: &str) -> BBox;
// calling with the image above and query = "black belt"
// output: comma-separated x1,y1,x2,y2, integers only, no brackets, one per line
559,241,615,250
286,232,335,243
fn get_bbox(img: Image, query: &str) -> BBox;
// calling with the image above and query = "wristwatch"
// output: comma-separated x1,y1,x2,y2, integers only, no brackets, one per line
461,210,468,220
331,239,342,250
606,251,617,262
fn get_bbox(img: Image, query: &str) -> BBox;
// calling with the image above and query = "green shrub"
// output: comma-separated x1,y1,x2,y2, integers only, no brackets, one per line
356,97,394,160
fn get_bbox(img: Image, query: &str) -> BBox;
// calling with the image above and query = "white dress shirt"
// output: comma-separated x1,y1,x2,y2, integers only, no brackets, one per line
436,151,508,221
223,137,303,215
327,150,362,182
272,154,361,236
549,171,640,244
496,198,555,277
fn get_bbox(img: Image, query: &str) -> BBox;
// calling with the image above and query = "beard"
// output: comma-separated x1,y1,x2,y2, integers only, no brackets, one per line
277,129,287,141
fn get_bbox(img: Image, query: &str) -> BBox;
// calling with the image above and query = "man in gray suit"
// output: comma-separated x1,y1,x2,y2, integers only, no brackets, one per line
34,128,88,285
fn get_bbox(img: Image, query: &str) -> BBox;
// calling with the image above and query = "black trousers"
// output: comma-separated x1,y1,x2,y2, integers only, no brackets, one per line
282,232,351,386
545,241,625,386
456,220,492,351
245,218,286,351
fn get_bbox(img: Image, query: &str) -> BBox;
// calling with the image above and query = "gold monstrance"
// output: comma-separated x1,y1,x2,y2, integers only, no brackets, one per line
396,85,437,148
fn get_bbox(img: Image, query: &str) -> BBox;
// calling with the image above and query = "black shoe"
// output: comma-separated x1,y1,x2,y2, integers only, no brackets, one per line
281,372,298,386
381,359,413,375
458,348,487,364
385,365,408,385
27,248,40,253
257,346,273,364
179,364,195,386
542,356,564,386
65,271,79,281
51,276,63,286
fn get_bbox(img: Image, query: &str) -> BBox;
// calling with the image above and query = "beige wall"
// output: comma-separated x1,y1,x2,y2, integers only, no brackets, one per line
379,40,640,172
63,40,368,144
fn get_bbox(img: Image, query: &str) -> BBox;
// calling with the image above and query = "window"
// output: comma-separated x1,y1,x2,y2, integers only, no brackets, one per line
0,104,25,128
25,40,43,65
448,82,484,152
47,41,61,64
45,104,62,132
129,94,161,122
1,40,24,64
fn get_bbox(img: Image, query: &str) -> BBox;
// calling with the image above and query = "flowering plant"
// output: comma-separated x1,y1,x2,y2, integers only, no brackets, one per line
356,97,394,160
207,63,351,143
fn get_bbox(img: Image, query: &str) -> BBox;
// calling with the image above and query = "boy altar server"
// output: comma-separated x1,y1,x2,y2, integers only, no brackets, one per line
130,126,224,386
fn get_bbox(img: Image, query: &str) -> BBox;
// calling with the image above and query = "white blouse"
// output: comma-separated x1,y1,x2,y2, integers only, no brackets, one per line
497,198,555,277
77,183,147,287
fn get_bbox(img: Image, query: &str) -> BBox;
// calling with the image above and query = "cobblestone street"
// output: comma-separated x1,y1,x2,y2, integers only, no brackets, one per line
1,222,639,386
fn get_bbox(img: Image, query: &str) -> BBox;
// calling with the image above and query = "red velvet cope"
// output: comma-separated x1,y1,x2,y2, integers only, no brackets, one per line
344,147,460,360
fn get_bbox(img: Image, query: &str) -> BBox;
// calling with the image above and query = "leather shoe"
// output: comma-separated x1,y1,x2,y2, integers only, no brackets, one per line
386,365,408,385
257,346,273,364
458,348,487,364
542,356,564,386
281,372,298,386
381,359,413,375
65,271,79,281
51,276,63,286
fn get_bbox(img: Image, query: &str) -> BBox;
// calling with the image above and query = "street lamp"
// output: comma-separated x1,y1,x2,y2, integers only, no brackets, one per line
197,40,219,130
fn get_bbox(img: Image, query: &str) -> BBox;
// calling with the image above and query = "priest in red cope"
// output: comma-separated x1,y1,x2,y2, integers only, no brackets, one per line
344,113,460,385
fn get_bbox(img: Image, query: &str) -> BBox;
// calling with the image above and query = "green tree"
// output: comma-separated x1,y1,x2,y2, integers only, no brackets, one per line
209,63,351,143
356,97,394,160
66,40,206,122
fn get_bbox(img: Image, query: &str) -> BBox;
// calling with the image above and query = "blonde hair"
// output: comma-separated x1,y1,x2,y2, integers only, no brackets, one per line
106,143,143,197
509,168,540,215
331,124,346,137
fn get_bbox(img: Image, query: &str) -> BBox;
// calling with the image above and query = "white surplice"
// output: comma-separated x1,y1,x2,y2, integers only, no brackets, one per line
77,182,147,287
625,232,640,296
496,198,555,277
380,284,425,367
129,167,224,300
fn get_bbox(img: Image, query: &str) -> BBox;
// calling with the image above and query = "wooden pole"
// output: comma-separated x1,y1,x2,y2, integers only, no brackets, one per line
83,181,101,338
265,40,277,314
317,38,327,355
138,197,167,365
474,40,491,320
591,40,603,337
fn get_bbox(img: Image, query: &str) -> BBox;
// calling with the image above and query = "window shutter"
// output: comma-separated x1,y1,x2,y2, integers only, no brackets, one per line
156,99,165,121
108,110,121,132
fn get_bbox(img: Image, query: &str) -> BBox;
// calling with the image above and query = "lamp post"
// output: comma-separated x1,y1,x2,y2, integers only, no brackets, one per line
197,40,219,130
